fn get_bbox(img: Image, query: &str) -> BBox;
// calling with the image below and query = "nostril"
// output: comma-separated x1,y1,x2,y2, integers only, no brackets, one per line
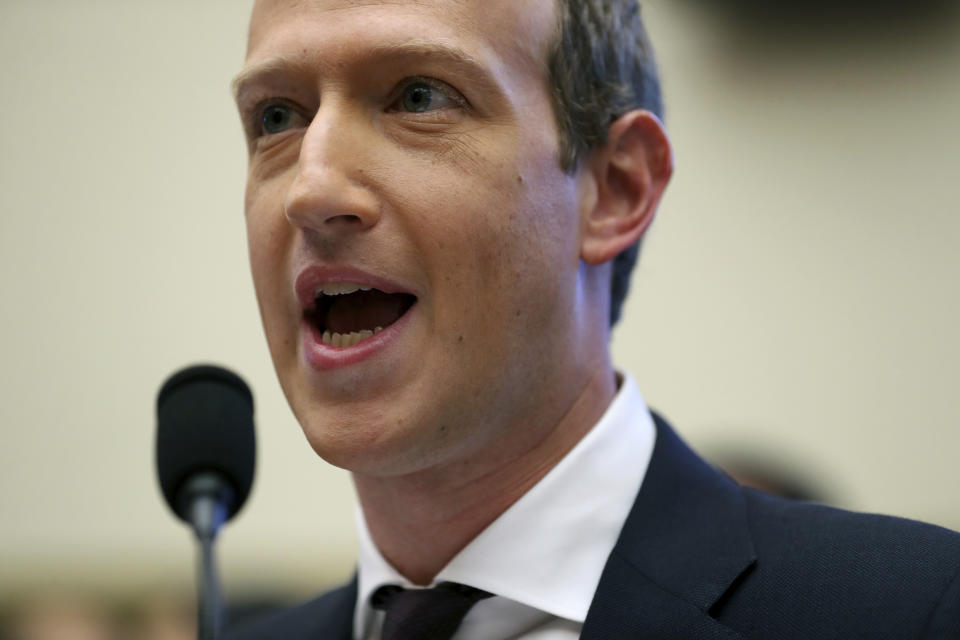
325,213,364,225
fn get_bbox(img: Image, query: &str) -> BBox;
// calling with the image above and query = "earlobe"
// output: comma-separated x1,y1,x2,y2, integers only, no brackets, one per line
580,110,673,265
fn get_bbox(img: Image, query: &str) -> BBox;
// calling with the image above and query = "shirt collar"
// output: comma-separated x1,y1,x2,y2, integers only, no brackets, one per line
354,372,656,636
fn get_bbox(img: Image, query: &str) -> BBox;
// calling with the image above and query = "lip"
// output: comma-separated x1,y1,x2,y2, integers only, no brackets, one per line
294,265,418,372
300,305,415,371
294,265,417,311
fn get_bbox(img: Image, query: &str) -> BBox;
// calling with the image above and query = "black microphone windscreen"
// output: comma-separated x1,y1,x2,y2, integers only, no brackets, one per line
156,365,255,523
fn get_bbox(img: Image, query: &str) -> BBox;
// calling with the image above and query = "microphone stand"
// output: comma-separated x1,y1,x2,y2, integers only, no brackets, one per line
181,472,234,640
196,532,223,640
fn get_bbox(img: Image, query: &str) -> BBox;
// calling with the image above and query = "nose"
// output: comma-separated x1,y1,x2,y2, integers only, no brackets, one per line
284,106,381,234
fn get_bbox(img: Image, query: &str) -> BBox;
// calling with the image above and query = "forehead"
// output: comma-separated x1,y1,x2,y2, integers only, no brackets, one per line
245,0,559,75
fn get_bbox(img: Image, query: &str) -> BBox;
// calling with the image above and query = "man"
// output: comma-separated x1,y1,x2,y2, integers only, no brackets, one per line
227,0,960,638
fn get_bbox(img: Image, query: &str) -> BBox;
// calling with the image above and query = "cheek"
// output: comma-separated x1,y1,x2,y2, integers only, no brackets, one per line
245,166,292,258
244,178,294,326
243,143,299,252
491,170,582,333
423,157,578,339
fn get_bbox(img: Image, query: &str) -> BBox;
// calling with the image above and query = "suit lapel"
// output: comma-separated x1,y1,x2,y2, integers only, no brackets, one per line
318,575,357,640
581,414,756,640
291,575,356,640
225,575,355,640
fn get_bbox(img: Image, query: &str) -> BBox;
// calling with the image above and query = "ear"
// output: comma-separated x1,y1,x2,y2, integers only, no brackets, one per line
580,110,673,265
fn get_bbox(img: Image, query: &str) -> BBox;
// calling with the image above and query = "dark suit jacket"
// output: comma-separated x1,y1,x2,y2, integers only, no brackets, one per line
227,414,960,639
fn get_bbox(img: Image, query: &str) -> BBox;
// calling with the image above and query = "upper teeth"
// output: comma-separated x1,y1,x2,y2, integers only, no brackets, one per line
315,282,372,297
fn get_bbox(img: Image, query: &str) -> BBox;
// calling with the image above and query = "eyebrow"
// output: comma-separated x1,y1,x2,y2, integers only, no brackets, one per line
231,40,495,104
231,55,308,102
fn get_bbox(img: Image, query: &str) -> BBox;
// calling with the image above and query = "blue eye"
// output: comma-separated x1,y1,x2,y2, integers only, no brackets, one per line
401,83,437,113
261,104,294,134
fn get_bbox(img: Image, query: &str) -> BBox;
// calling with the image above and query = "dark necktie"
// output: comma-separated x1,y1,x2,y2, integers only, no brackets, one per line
371,581,493,640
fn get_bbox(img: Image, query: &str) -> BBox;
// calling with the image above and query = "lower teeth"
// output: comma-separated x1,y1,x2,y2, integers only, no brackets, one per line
321,327,384,348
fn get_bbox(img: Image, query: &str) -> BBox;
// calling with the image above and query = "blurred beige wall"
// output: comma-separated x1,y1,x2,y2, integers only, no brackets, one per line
0,0,957,600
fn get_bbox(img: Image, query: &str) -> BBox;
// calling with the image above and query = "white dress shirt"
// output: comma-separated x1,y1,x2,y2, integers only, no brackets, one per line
354,373,656,640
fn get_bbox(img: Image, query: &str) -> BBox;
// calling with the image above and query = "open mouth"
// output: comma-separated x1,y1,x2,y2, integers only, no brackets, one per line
306,282,417,348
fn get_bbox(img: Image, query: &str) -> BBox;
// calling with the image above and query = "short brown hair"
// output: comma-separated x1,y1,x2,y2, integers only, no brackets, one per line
547,0,663,326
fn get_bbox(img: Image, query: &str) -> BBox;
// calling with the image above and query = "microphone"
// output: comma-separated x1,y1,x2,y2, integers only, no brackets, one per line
156,365,256,640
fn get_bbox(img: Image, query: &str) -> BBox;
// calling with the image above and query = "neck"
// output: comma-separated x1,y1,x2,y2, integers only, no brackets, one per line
352,363,617,586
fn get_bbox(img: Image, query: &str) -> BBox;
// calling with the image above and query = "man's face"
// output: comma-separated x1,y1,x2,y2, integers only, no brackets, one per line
238,0,595,476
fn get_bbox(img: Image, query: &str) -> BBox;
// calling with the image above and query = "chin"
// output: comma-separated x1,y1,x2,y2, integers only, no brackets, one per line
299,409,463,478
296,410,405,473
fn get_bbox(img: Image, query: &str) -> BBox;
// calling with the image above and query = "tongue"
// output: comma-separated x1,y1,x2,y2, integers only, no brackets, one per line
325,290,412,334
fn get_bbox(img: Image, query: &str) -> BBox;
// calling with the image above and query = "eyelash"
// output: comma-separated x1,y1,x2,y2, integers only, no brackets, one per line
247,97,303,138
245,76,469,139
389,76,468,112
